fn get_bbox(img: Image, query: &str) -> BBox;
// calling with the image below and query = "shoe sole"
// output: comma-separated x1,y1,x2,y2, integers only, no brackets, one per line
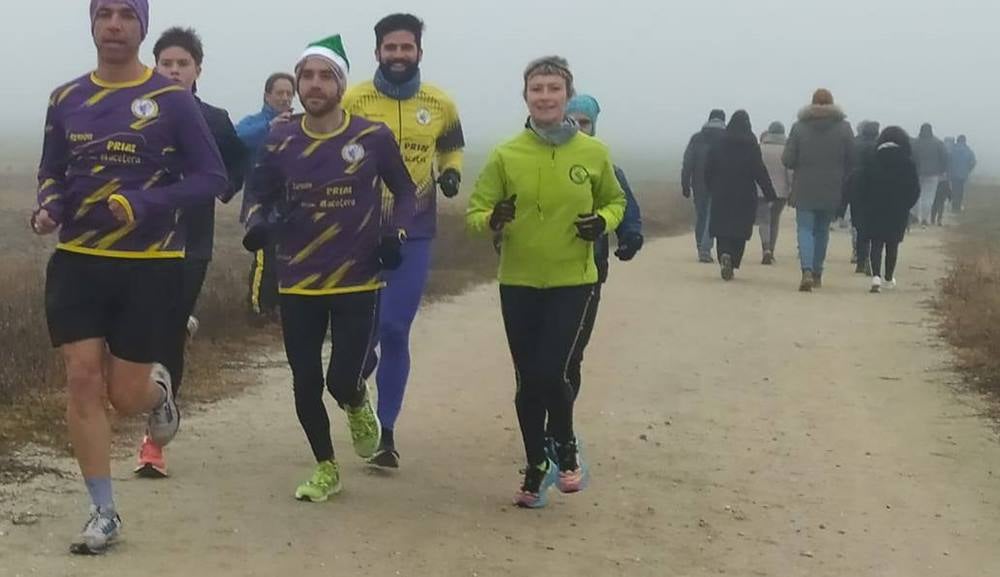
720,257,734,281
514,461,558,509
134,463,169,479
368,450,400,469
69,534,119,556
148,365,181,447
558,470,590,494
295,481,343,503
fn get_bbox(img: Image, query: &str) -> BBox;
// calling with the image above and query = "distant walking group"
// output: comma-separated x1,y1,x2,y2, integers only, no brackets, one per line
681,89,977,293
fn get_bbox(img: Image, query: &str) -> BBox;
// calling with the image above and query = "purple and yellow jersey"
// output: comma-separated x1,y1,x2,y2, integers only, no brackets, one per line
342,81,464,239
246,113,417,296
36,68,226,259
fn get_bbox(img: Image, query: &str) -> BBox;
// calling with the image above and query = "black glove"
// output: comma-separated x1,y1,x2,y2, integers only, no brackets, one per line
489,195,517,231
437,169,461,198
615,233,644,261
242,224,269,253
378,233,405,270
575,213,606,241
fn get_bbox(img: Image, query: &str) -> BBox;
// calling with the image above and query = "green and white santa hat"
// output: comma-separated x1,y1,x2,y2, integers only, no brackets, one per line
296,34,351,82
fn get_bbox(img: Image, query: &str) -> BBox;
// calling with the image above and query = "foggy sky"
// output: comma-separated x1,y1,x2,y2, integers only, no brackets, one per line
0,0,995,176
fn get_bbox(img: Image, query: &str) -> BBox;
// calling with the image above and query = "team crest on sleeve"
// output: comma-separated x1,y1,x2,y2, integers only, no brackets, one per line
569,165,590,184
415,108,432,126
131,98,159,120
342,143,367,163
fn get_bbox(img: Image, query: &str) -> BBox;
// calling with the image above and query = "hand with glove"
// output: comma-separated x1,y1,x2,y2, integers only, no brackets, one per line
378,230,407,270
574,213,606,242
437,169,461,199
615,233,644,261
489,194,517,231
242,224,270,253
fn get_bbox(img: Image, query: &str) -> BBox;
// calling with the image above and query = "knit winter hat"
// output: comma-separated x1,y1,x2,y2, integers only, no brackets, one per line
566,94,601,132
90,0,149,40
296,35,350,84
767,121,785,135
812,88,834,105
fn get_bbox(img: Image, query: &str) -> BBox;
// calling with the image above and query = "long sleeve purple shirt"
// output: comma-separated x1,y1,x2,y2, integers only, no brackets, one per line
37,68,226,259
245,113,417,295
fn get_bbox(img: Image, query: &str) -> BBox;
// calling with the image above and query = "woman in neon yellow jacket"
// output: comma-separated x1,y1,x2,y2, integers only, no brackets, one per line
466,56,625,509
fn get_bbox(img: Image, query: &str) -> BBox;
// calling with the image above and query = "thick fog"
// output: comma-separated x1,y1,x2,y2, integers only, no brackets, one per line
0,0,995,177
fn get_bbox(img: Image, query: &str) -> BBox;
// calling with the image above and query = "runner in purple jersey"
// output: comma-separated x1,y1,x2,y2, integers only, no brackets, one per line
243,34,417,502
31,0,226,555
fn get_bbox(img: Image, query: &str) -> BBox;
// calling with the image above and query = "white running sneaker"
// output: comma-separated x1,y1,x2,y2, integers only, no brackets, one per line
870,276,882,293
148,363,180,447
186,315,200,339
884,278,897,290
69,506,122,555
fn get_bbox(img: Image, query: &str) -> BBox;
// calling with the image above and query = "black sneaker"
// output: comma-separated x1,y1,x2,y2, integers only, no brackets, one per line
368,447,399,468
720,254,734,281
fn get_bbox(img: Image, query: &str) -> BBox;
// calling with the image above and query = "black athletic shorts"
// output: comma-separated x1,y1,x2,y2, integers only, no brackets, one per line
45,250,183,364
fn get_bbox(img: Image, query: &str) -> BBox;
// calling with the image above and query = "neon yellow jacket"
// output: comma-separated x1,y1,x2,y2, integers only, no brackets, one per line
467,129,626,288
342,81,464,238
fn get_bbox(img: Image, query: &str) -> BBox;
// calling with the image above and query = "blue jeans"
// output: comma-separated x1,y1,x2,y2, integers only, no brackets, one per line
796,209,834,273
693,194,713,257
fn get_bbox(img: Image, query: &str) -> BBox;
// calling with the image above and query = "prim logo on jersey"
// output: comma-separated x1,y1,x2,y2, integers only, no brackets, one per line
342,143,366,163
416,108,432,126
131,98,158,120
569,165,590,185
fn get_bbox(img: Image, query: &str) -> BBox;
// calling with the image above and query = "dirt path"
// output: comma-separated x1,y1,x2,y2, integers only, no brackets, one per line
2,222,999,577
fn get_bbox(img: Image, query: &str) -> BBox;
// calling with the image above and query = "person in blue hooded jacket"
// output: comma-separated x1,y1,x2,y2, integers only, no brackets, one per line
562,93,643,398
235,72,295,319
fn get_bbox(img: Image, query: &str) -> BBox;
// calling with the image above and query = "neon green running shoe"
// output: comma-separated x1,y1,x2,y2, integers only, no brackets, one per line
345,384,381,459
294,460,342,503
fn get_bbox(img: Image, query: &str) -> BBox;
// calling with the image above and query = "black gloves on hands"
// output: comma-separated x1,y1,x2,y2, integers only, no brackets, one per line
242,224,269,253
437,169,461,198
378,231,406,270
615,233,644,261
575,213,606,242
489,195,517,231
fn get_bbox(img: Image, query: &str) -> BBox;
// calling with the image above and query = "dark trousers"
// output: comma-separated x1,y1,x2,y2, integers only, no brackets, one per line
248,240,279,316
854,233,871,267
931,180,951,224
159,259,209,397
951,179,967,213
870,239,899,281
280,291,380,462
716,237,747,269
500,284,598,467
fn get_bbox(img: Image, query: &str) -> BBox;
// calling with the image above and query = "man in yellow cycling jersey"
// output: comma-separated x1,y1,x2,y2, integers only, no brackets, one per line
342,13,464,469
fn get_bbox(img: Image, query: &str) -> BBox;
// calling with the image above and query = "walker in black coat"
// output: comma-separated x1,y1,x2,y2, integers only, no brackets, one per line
705,110,777,274
853,141,920,243
852,127,921,287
